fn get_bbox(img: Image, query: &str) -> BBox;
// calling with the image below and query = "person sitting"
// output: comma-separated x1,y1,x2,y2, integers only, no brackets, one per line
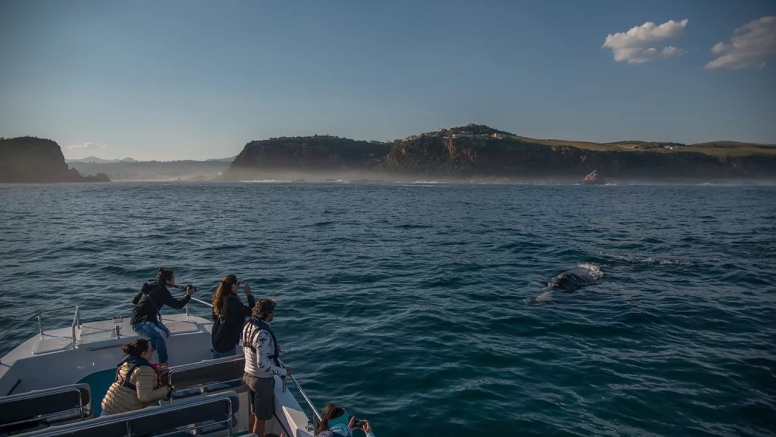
211,274,255,358
130,268,195,368
101,339,172,415
315,403,375,437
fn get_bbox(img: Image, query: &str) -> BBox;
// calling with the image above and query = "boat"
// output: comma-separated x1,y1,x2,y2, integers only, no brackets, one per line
0,297,320,437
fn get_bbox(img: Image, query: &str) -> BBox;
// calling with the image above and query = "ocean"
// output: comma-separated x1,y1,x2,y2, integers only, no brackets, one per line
0,182,774,437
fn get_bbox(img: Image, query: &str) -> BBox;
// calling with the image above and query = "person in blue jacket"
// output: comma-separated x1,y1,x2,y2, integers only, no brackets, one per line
315,403,375,437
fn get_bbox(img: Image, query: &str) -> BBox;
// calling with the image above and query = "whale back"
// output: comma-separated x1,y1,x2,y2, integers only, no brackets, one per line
549,269,596,292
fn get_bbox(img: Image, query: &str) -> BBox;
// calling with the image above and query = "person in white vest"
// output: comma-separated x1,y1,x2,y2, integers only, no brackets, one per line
242,298,291,437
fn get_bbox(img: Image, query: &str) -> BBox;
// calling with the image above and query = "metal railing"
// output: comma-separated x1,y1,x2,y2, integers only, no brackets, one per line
0,383,90,429
185,296,213,319
0,306,80,364
179,296,323,424
22,393,237,437
280,358,324,425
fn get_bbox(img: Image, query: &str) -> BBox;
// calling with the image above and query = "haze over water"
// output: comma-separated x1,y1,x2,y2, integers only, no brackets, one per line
0,182,774,436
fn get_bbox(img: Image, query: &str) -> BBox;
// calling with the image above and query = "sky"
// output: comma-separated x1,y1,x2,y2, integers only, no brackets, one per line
1,0,775,161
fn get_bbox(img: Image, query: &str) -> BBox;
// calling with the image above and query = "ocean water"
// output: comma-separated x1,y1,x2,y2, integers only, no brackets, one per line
1,182,775,437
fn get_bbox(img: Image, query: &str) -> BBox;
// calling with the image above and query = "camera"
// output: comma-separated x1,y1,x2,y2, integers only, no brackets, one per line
185,284,197,292
350,417,365,428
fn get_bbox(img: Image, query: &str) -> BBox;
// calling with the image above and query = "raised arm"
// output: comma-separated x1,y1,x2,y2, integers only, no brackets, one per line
161,286,191,310
238,294,256,319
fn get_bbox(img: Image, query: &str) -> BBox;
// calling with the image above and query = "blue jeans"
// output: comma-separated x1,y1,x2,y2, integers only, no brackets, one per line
132,321,169,364
212,346,237,359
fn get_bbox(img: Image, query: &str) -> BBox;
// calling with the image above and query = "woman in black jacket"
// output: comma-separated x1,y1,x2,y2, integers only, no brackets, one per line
211,274,255,358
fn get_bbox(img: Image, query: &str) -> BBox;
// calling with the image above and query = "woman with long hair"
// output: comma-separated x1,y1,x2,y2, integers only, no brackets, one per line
101,339,172,415
315,403,375,437
211,274,255,358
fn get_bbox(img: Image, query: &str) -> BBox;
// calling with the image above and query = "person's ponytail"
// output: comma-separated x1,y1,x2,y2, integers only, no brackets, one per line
121,339,150,358
156,268,174,283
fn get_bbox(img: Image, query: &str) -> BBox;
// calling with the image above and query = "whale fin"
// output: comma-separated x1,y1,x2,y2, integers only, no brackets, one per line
525,290,554,304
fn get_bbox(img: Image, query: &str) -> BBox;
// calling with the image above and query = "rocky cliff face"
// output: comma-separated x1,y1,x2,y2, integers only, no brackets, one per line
221,127,776,181
223,136,392,180
0,137,110,183
382,137,776,180
581,170,604,185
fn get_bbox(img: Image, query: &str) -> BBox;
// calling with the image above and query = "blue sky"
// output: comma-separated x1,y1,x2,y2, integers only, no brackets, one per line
1,0,775,160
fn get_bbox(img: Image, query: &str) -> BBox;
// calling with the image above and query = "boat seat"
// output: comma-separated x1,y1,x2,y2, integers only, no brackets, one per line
0,383,91,435
161,356,246,401
161,356,245,387
21,391,240,437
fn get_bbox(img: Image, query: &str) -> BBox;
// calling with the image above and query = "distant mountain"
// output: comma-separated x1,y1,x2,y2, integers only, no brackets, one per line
69,159,230,181
65,156,137,164
205,157,236,162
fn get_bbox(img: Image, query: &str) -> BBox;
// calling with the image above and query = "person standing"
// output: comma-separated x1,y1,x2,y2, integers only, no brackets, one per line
130,268,195,368
211,274,255,358
242,298,291,437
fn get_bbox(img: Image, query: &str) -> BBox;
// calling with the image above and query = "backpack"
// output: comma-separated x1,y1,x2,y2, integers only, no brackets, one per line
115,360,155,391
211,314,234,353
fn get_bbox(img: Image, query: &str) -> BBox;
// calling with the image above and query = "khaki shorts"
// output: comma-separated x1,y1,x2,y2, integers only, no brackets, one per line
243,373,275,420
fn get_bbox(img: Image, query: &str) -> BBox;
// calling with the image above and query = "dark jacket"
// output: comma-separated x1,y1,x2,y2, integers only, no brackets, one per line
211,293,255,352
130,280,191,325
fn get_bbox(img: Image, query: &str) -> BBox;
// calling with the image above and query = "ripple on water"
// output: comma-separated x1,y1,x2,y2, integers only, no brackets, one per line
1,183,775,437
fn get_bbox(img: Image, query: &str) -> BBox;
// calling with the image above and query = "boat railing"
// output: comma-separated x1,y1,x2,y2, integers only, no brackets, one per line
21,391,239,437
0,383,92,434
184,296,214,319
0,306,80,363
178,296,323,426
279,358,324,426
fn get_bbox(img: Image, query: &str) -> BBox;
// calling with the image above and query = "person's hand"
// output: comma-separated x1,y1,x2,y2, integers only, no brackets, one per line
244,282,252,296
362,420,372,434
348,416,357,430
284,366,293,376
185,285,196,296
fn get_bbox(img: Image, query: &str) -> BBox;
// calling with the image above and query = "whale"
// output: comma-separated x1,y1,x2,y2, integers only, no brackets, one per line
547,268,599,292
525,265,603,304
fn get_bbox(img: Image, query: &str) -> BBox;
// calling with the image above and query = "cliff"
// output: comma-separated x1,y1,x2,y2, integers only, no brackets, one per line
222,125,776,181
223,135,392,180
383,136,776,180
0,137,110,183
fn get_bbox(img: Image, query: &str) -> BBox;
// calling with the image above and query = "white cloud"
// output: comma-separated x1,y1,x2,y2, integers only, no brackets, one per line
66,142,112,150
706,16,776,70
603,19,689,64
